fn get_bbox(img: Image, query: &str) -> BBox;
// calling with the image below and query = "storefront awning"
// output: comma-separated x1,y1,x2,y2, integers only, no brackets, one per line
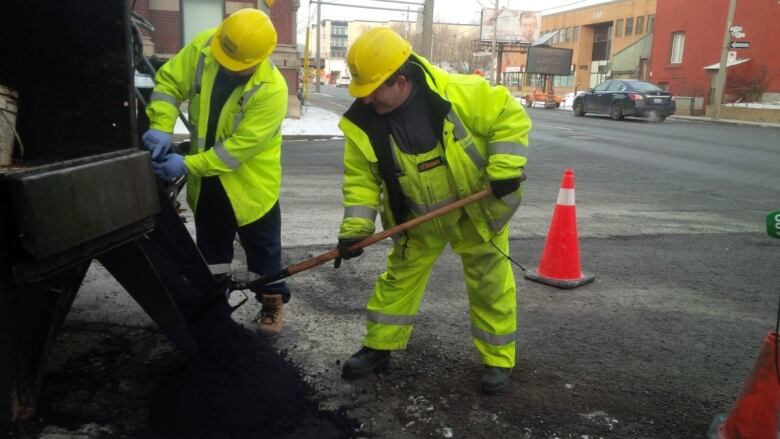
703,58,751,70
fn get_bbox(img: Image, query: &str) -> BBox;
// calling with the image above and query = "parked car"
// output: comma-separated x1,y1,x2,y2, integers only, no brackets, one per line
336,76,351,88
573,79,676,121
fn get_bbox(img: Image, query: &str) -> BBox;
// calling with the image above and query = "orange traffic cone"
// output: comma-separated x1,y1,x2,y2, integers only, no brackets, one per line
708,332,780,439
525,168,594,288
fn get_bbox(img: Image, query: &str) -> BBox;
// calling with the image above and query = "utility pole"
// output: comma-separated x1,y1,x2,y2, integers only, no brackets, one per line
712,0,737,120
490,0,499,85
421,0,434,58
406,6,410,40
315,0,321,93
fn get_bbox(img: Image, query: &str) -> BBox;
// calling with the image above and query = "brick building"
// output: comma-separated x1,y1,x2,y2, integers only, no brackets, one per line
649,0,780,106
134,0,300,113
501,0,656,96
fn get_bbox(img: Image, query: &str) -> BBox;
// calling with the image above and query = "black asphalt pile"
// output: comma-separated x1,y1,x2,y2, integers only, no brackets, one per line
150,302,360,438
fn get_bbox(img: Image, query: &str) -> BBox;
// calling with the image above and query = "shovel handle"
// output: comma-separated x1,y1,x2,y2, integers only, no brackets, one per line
231,187,495,290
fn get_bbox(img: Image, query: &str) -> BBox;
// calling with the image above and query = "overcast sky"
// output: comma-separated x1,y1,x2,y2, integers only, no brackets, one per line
296,0,614,40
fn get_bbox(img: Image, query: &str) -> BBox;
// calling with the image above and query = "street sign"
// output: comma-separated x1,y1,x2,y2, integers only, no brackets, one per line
767,210,780,239
729,25,743,32
729,41,750,49
728,50,737,61
732,31,745,38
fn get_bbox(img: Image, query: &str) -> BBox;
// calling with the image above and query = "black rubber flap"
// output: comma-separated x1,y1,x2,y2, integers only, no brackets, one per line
7,150,160,258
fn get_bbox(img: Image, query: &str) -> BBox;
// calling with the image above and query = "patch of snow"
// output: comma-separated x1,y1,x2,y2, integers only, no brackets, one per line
172,106,343,138
724,102,780,109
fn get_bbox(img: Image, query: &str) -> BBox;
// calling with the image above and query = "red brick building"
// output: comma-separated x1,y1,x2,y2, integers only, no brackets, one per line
649,0,780,105
134,0,300,110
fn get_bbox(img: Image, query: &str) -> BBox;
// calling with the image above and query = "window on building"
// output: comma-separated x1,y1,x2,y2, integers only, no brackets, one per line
648,15,655,33
670,32,685,64
331,22,347,36
625,17,634,36
525,73,544,87
572,26,580,42
553,65,575,88
636,16,645,35
504,72,522,87
614,19,623,37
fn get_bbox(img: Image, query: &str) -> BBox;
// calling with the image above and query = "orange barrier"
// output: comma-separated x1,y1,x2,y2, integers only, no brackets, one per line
525,168,594,288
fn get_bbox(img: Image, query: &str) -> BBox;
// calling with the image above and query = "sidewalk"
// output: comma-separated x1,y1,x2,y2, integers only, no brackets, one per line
667,114,780,128
527,98,780,128
173,105,344,141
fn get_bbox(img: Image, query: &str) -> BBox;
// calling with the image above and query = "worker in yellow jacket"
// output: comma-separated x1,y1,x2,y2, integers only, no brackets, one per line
142,9,289,333
334,28,531,395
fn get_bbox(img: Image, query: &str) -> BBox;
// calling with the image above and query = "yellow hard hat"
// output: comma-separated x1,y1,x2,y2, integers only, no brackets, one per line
346,27,412,98
211,8,277,72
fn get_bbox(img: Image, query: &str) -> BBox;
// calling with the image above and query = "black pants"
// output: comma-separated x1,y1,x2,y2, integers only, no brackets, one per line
194,177,290,302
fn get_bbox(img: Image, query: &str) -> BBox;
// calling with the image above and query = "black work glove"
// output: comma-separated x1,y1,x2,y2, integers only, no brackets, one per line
334,238,365,268
170,140,190,156
490,177,522,199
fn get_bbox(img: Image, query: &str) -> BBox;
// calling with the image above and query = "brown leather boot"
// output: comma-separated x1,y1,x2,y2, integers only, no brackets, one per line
255,294,284,334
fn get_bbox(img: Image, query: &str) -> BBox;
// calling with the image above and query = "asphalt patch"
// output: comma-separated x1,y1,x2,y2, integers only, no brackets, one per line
20,302,361,438
150,305,360,438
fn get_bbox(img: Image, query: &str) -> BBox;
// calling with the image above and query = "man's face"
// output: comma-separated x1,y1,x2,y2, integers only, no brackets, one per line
362,76,409,114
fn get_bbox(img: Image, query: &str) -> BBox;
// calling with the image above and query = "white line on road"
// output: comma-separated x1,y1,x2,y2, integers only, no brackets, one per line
538,124,575,131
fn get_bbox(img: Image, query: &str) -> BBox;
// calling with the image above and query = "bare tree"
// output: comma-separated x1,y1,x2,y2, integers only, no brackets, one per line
430,24,479,73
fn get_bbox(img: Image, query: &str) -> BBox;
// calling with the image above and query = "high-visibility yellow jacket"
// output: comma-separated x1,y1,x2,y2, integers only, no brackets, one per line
338,54,531,241
146,29,288,226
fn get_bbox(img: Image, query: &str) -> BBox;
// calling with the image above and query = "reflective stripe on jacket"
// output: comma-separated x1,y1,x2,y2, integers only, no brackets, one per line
146,29,288,226
338,53,531,240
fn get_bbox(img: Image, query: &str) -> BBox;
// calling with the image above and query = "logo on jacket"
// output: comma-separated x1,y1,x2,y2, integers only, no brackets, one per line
418,157,444,172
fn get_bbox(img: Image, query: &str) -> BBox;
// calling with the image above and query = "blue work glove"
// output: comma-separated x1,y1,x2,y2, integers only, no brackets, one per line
152,153,187,181
142,129,173,162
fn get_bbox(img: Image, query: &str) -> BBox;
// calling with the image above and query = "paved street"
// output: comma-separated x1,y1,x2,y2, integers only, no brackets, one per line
42,103,780,438
272,106,780,437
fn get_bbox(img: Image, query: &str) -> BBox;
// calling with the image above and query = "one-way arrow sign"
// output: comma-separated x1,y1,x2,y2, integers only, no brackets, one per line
730,41,750,49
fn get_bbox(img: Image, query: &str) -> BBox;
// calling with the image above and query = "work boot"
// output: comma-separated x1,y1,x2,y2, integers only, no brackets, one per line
480,366,512,395
255,294,284,334
341,346,390,379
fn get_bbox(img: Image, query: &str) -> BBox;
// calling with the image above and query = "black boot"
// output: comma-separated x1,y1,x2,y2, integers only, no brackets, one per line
480,366,512,395
342,346,390,379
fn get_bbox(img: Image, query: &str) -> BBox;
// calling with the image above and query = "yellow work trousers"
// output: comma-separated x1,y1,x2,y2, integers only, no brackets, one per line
363,216,517,368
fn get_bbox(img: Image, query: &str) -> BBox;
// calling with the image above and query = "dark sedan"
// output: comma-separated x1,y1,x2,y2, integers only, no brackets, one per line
573,79,676,121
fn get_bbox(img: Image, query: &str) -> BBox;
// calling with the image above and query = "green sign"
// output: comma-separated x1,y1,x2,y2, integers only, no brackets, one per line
768,210,780,239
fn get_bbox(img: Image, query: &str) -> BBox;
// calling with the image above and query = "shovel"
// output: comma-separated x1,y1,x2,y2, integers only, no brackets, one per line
230,187,496,292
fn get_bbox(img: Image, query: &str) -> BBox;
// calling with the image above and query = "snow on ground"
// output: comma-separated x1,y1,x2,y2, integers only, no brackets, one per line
724,101,780,109
281,105,342,137
173,106,343,137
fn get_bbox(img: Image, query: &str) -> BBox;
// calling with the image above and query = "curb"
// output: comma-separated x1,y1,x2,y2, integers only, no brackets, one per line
283,134,344,141
668,115,780,129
